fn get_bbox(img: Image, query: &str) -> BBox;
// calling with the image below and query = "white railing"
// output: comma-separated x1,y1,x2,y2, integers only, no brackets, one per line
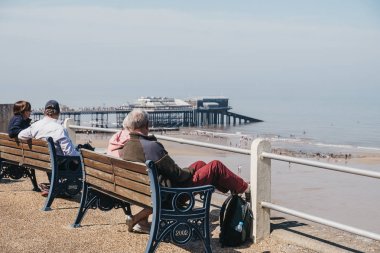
64,119,250,155
64,119,380,243
251,138,380,243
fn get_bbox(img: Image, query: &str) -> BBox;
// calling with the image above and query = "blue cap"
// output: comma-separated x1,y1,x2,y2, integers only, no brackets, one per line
45,100,60,113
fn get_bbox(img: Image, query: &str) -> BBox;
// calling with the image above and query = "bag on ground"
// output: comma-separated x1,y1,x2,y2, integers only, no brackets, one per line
219,194,253,247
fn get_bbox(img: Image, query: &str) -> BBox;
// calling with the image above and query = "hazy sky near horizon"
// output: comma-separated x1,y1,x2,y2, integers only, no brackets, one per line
0,0,379,112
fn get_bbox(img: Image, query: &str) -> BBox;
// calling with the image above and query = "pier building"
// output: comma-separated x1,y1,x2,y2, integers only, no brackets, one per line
32,96,262,128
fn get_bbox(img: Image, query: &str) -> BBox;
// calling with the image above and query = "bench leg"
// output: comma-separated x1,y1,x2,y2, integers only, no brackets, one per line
122,203,132,217
204,244,212,253
0,161,5,180
144,211,171,253
192,226,213,253
72,184,96,228
145,230,162,253
27,169,41,192
41,173,59,211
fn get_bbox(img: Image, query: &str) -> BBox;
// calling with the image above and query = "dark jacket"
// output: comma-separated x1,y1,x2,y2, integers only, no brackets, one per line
121,133,193,186
8,115,31,138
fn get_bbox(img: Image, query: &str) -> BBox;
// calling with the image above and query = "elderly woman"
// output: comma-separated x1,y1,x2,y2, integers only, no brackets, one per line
106,116,130,157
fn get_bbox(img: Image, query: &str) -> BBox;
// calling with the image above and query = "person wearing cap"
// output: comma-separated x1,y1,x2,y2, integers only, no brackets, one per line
18,100,79,157
18,100,80,196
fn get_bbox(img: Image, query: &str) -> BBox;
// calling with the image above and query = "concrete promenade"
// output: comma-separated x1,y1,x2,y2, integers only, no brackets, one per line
1,170,379,253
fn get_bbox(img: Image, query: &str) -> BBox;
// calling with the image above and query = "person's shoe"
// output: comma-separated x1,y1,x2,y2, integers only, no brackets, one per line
132,222,151,234
245,183,251,203
38,183,50,191
41,190,49,197
125,215,134,232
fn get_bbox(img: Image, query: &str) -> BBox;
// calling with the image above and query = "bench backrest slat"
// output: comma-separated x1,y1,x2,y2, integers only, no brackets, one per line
0,133,52,170
81,149,152,208
85,174,152,207
82,158,114,174
0,146,50,161
0,135,49,148
0,152,51,169
114,167,150,185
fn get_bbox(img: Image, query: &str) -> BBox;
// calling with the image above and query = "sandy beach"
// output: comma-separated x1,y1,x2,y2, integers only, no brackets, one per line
1,131,380,252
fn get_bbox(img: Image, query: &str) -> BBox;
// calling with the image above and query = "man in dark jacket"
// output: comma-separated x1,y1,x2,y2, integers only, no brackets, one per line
121,108,250,233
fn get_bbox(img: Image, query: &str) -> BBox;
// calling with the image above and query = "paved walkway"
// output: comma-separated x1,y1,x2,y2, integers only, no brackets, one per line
1,171,379,253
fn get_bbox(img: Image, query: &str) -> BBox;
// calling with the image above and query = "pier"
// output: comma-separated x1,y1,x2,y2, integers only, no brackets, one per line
31,97,262,128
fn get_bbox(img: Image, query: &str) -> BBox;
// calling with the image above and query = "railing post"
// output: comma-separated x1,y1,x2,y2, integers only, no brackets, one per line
250,138,271,243
63,118,76,145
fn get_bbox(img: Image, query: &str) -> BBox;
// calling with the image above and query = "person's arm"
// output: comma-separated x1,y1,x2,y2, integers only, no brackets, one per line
8,117,23,138
58,129,80,156
141,139,193,182
155,154,194,183
17,126,33,140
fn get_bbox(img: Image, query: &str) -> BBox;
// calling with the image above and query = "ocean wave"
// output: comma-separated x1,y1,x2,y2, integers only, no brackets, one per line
268,137,380,152
357,146,380,151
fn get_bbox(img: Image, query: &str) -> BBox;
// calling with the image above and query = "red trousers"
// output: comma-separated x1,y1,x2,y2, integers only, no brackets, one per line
184,160,248,194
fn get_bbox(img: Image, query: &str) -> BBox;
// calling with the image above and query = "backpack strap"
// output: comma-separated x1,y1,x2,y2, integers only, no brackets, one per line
219,194,233,227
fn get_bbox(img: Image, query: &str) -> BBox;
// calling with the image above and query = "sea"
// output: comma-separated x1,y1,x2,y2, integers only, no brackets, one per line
209,96,380,156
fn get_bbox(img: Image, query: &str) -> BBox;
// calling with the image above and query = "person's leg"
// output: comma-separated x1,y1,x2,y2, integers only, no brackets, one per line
189,160,248,193
188,161,206,171
126,208,152,232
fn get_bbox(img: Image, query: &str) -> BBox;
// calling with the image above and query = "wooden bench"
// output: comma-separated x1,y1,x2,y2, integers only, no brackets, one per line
0,132,83,211
72,149,215,253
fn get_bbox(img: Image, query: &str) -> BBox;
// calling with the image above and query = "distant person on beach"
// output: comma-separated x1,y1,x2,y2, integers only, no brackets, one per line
107,116,130,158
18,100,79,196
7,100,32,138
121,108,250,234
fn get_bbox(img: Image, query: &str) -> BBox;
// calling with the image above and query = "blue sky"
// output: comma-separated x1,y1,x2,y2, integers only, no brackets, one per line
0,0,379,111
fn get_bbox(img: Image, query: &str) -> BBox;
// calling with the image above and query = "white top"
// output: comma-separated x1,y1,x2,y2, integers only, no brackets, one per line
18,116,79,156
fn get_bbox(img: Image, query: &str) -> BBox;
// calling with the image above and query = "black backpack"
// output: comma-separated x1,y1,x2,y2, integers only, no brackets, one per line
219,194,253,247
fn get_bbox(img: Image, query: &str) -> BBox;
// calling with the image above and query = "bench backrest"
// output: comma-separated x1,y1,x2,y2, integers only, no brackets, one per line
80,149,152,208
0,133,52,171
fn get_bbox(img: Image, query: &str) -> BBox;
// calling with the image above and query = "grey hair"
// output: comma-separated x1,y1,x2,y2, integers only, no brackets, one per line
122,116,129,129
44,108,59,117
125,108,149,131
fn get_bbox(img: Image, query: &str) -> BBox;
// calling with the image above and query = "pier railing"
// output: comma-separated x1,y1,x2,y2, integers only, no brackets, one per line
64,119,380,243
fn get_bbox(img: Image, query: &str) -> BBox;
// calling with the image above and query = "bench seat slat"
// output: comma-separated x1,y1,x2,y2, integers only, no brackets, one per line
86,175,152,207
